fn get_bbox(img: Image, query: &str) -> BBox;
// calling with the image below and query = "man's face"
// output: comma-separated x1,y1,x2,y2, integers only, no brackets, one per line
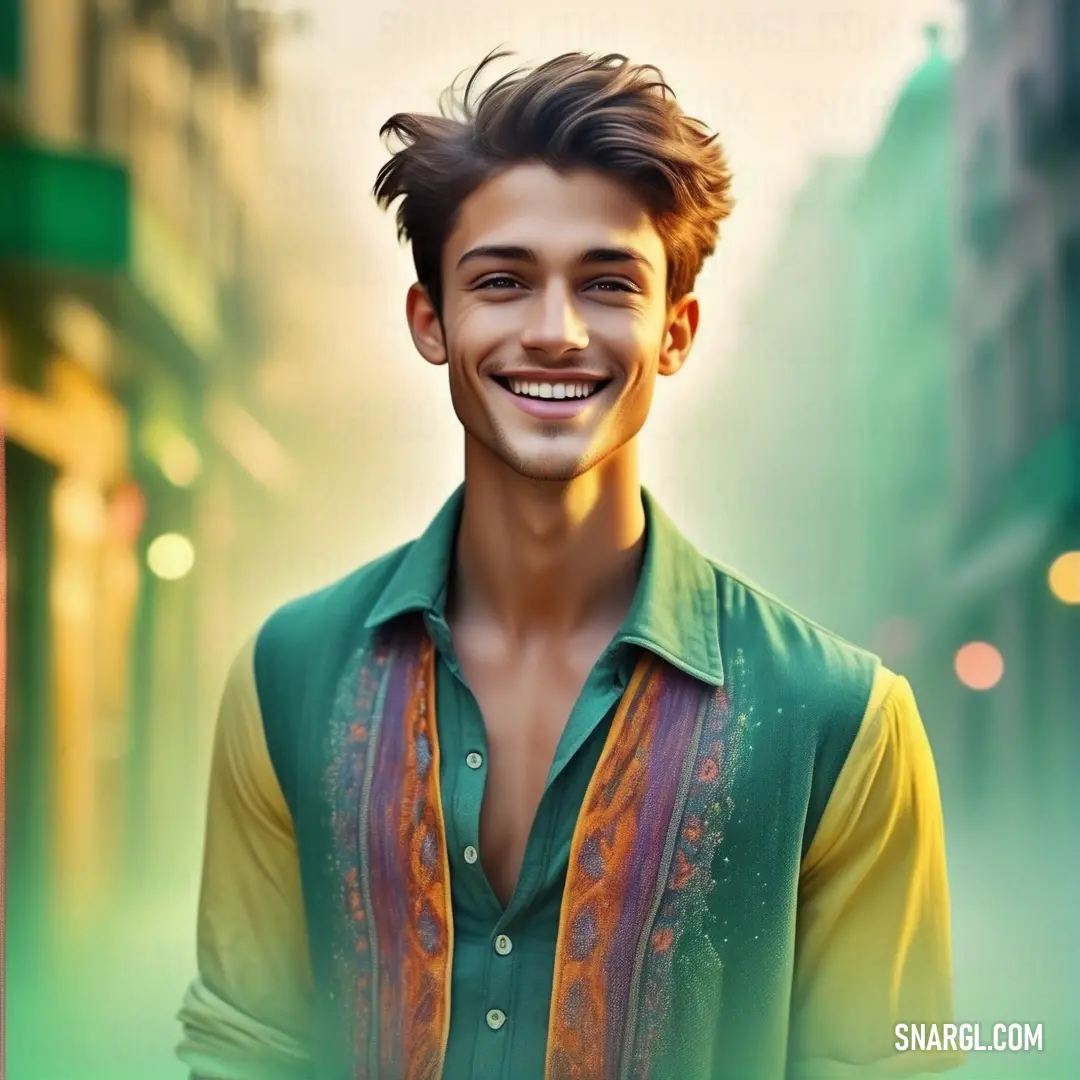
407,163,699,482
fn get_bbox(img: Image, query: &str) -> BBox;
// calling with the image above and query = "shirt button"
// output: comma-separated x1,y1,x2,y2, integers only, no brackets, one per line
463,845,479,864
494,934,513,956
466,751,483,769
486,1008,507,1030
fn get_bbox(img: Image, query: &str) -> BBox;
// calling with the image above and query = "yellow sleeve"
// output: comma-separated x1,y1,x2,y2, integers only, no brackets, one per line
176,638,315,1080
788,667,965,1079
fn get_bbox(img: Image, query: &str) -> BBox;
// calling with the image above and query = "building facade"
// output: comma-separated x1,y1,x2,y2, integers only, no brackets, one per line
682,27,955,699
1,0,299,967
949,0,1080,816
684,155,867,642
847,27,955,724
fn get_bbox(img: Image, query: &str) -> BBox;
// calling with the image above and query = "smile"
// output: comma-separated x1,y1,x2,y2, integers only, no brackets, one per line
492,375,612,419
496,377,609,400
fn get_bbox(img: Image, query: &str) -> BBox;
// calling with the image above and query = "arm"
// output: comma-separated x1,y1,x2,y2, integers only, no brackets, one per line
177,638,315,1080
788,669,965,1079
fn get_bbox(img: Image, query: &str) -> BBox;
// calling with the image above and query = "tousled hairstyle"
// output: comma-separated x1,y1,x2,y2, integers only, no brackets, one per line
372,50,735,314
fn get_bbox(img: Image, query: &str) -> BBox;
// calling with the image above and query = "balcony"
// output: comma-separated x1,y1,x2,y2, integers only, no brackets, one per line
0,141,130,274
0,137,235,386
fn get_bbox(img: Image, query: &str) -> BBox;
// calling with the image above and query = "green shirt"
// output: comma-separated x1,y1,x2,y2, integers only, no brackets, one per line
177,487,961,1080
387,491,719,1080
433,635,618,1080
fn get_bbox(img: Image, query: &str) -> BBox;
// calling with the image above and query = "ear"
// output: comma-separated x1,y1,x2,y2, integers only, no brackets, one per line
406,282,447,366
659,293,699,377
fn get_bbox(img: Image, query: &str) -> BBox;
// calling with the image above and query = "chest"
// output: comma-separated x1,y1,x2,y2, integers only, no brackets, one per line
452,633,610,905
302,630,822,1080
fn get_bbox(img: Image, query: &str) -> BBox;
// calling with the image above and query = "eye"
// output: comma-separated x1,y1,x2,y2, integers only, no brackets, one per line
475,275,524,290
587,279,637,293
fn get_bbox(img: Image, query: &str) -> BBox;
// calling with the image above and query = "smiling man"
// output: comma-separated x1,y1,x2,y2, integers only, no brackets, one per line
177,52,963,1080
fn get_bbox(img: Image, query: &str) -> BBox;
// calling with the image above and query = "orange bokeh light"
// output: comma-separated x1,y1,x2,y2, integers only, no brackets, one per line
954,641,1004,691
1048,551,1080,605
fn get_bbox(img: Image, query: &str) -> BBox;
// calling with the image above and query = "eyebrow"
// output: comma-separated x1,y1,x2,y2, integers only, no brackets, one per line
456,244,655,273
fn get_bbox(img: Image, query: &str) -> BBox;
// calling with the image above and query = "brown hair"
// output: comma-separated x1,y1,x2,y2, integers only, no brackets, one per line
372,50,735,314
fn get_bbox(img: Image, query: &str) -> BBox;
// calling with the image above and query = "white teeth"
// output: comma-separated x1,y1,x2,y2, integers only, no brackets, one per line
508,379,599,400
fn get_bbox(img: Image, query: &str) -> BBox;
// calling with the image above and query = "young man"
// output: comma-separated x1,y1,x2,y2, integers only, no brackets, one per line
178,52,962,1080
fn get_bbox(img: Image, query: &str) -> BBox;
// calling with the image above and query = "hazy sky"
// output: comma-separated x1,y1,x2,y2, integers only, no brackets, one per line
262,0,963,554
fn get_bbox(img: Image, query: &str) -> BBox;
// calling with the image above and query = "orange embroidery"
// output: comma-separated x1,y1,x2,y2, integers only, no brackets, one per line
651,927,675,953
671,850,696,890
547,656,736,1080
683,816,703,844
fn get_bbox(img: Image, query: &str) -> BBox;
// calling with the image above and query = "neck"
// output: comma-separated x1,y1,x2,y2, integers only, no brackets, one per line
451,437,646,642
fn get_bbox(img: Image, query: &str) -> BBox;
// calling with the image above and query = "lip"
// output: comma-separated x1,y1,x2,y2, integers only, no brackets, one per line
492,374,611,420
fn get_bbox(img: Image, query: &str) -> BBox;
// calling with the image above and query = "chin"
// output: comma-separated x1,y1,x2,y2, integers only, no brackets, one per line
467,420,628,484
494,438,602,484
513,463,593,484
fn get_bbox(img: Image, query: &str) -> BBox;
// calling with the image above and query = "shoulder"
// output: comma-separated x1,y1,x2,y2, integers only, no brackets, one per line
254,541,413,668
249,542,414,785
245,540,419,812
707,561,884,850
709,558,880,714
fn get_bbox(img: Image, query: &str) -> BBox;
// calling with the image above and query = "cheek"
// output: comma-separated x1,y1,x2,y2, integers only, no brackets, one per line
448,303,518,359
611,330,664,387
593,304,665,357
443,360,480,429
441,320,496,397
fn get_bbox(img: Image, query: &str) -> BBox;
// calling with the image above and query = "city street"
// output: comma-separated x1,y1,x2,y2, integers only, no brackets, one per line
8,805,1078,1080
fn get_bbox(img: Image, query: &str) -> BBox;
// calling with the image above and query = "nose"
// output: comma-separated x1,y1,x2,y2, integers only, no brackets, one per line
519,281,589,357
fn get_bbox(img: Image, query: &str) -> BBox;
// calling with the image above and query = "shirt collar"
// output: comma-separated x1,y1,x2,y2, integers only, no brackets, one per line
624,490,724,686
364,486,462,630
364,485,723,687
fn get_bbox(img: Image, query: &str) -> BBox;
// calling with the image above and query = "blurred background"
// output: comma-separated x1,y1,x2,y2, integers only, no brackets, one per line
1,0,1078,1077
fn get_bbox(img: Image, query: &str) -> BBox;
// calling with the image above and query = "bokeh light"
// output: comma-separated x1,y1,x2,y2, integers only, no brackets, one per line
954,641,1005,691
160,439,203,488
146,533,196,581
108,482,146,543
1047,551,1080,605
140,419,203,488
